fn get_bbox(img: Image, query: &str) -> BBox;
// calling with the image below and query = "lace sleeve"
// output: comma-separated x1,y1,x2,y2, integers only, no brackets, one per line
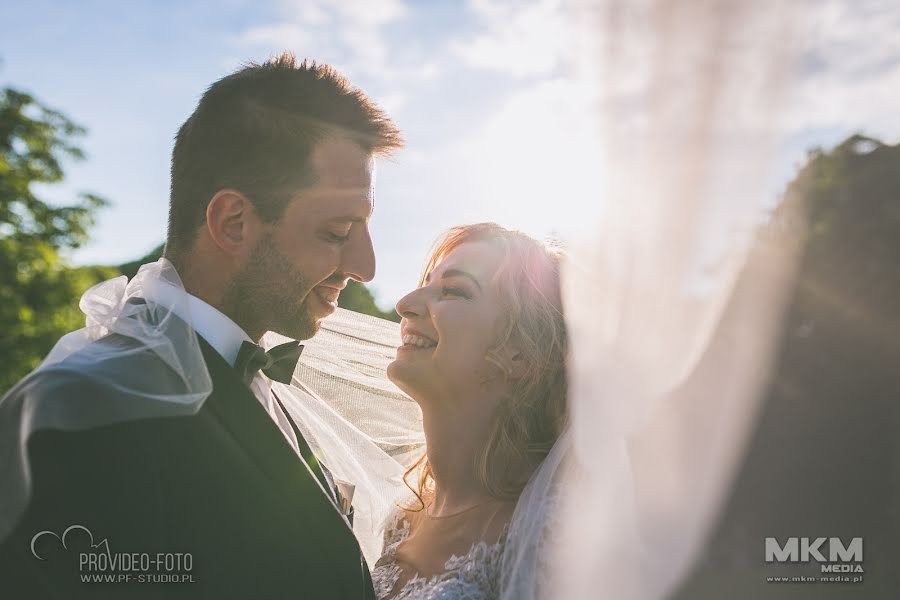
381,507,411,556
372,507,412,598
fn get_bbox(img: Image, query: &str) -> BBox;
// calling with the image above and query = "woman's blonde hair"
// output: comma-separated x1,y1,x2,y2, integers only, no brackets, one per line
404,223,568,508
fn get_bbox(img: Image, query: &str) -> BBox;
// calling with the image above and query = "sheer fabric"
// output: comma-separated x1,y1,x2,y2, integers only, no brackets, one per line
0,259,212,543
265,310,425,565
1,1,807,583
541,1,803,598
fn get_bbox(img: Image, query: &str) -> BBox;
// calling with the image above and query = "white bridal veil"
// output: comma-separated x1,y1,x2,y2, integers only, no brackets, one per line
527,1,803,598
264,316,425,565
0,259,425,564
0,1,805,597
0,260,214,543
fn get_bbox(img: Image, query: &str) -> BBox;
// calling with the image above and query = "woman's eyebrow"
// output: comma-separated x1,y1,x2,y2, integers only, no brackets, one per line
438,268,482,291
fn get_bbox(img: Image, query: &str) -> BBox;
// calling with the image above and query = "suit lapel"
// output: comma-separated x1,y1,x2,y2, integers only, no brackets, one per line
196,337,361,562
271,389,339,506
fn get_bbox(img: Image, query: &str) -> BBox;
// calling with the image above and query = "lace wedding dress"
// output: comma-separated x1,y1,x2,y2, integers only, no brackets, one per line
372,498,515,600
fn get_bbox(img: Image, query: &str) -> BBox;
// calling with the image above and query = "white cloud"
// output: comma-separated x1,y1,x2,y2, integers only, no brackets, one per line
452,0,900,138
236,0,419,83
227,0,900,306
451,0,570,78
439,0,900,278
290,1,332,26
435,77,605,240
377,91,408,115
783,0,900,139
237,23,312,49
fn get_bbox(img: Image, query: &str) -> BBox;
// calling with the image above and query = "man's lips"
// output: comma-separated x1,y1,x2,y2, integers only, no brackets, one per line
313,285,343,307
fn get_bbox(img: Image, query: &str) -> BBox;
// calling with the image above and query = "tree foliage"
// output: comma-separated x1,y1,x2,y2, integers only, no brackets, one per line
675,134,900,598
0,85,115,392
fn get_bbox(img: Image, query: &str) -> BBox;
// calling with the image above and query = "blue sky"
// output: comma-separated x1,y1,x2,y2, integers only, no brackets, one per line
2,0,899,309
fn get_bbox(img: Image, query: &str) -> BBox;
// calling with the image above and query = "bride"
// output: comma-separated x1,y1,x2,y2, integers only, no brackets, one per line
370,222,568,599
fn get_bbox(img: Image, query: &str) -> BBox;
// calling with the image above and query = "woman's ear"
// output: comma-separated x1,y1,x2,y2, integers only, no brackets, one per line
507,349,527,380
488,344,527,381
205,189,259,256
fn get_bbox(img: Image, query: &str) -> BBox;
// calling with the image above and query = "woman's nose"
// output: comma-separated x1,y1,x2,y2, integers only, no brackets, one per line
395,287,426,320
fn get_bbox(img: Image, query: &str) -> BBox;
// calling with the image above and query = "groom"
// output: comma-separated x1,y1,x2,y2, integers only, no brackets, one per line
0,53,401,598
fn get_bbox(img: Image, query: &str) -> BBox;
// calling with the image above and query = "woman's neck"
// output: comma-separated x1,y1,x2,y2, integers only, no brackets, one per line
420,402,495,517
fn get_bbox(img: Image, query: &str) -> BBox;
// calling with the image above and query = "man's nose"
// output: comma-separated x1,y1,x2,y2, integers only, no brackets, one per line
341,227,376,283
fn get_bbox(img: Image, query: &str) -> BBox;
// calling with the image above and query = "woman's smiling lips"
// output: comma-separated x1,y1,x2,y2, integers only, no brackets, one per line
399,327,438,352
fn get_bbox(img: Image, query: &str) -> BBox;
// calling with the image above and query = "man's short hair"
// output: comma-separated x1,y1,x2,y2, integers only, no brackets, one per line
165,52,402,259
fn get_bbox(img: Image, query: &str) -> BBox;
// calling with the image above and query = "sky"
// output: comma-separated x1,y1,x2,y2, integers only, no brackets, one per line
2,0,899,309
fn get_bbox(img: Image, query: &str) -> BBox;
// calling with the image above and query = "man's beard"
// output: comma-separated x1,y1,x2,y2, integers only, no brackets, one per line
222,234,320,341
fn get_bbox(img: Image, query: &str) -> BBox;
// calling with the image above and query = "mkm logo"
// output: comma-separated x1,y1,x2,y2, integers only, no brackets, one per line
765,537,864,574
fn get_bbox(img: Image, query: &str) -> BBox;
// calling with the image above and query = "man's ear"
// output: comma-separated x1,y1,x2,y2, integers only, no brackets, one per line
205,189,258,255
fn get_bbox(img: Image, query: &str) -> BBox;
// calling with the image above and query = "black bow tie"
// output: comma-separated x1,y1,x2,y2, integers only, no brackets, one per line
235,340,304,387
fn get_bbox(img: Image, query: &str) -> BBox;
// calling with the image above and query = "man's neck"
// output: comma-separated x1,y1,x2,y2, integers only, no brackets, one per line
173,249,267,342
180,282,262,343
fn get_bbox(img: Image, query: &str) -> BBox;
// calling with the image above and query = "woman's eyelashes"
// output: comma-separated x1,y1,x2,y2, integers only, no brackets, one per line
441,285,470,299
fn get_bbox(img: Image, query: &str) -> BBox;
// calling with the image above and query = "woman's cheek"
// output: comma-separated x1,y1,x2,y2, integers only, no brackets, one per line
458,340,491,380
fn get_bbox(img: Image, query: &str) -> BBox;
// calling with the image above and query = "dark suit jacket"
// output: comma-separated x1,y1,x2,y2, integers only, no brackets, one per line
0,332,376,599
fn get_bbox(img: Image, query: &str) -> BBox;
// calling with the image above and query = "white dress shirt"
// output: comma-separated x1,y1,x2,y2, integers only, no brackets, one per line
142,281,302,458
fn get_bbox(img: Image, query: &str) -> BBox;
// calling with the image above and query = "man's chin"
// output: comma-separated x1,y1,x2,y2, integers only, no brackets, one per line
270,309,320,341
306,305,332,329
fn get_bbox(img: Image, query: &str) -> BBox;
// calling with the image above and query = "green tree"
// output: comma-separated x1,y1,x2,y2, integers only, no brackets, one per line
339,280,399,322
675,134,900,599
0,85,115,392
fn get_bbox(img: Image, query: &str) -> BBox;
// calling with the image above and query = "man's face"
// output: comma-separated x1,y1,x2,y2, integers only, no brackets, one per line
225,136,376,340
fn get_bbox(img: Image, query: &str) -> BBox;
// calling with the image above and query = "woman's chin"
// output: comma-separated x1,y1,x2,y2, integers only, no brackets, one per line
386,359,400,383
388,346,428,375
386,360,427,401
386,358,411,388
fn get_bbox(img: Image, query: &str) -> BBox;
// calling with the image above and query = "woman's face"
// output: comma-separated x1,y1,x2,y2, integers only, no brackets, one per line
387,241,510,409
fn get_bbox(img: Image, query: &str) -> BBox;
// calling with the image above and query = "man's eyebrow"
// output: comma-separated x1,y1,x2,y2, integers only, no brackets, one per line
325,196,375,224
438,268,483,291
326,216,367,224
